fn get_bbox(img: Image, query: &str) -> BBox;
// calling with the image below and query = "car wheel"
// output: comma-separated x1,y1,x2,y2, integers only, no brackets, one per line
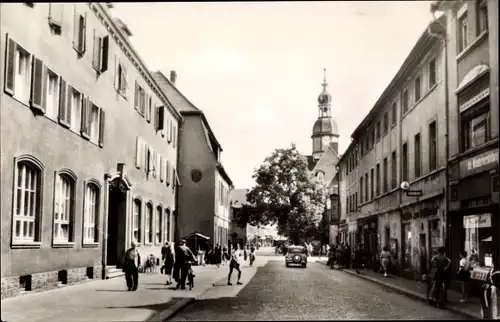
286,263,290,268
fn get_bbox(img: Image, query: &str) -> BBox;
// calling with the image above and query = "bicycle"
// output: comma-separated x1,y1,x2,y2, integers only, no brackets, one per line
186,262,195,290
427,278,446,308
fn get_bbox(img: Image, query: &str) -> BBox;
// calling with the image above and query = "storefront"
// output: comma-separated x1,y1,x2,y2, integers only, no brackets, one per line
357,215,378,267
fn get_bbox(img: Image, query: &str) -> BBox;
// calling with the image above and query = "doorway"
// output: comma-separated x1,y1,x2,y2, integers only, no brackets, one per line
419,233,427,274
107,179,128,266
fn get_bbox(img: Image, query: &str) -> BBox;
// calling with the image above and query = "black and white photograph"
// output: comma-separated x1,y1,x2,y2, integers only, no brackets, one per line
0,1,499,321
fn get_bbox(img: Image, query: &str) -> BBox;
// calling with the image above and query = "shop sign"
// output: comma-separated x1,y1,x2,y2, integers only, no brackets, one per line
463,213,492,229
459,88,489,113
460,149,499,178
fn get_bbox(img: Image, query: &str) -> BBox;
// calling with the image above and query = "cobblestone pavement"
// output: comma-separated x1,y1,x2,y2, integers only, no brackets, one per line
171,260,468,320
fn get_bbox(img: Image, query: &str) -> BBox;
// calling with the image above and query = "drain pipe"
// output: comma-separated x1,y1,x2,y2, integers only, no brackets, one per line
428,9,450,255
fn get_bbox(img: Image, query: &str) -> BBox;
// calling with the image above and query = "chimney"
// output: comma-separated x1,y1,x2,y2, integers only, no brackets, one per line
170,70,177,85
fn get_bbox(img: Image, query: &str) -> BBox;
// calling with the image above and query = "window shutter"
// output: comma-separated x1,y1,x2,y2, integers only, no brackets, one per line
146,94,151,122
153,150,158,179
166,160,171,186
81,12,87,53
134,81,139,111
101,36,109,72
159,155,164,182
98,109,105,147
135,137,141,169
92,30,101,70
80,97,90,139
58,79,68,127
146,146,152,175
113,55,119,90
172,168,176,191
168,119,172,143
30,57,45,113
173,125,177,148
4,35,16,96
73,8,81,52
157,106,165,131
65,87,72,125
122,66,128,93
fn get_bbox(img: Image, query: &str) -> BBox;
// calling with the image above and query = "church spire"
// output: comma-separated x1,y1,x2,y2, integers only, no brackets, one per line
322,68,328,88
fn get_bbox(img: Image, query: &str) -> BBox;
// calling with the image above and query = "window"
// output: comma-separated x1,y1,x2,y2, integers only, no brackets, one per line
132,199,141,242
69,88,82,133
414,76,421,102
391,151,397,189
462,105,490,152
73,11,86,54
83,182,99,244
46,69,60,120
155,206,162,244
134,82,146,116
53,173,75,244
383,157,388,193
429,58,436,88
383,112,389,135
458,13,468,53
463,213,495,268
402,89,409,114
173,125,177,148
391,102,397,126
166,209,171,242
429,121,437,171
145,203,153,244
477,0,488,35
414,133,421,178
354,192,358,208
365,173,369,202
376,121,381,141
156,106,165,131
360,176,364,203
147,96,152,123
13,159,42,244
347,197,349,214
48,3,64,33
92,33,109,73
376,163,380,196
370,128,375,148
8,43,32,104
115,62,128,96
370,168,374,200
89,103,101,144
402,143,408,182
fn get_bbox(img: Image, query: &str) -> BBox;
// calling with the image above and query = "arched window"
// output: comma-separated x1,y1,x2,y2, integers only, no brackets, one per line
53,171,77,244
165,208,171,242
132,199,142,243
83,181,100,244
13,158,43,245
155,206,162,244
145,202,153,244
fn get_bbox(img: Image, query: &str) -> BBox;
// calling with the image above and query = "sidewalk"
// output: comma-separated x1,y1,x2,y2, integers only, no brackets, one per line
1,264,230,322
317,260,482,319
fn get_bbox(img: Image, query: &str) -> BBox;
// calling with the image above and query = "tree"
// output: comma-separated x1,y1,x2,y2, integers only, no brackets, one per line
239,144,327,245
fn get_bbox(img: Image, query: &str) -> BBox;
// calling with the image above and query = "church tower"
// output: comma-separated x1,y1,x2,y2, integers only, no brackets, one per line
311,69,339,161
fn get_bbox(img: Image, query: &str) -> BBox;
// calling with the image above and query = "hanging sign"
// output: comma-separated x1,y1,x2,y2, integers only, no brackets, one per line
463,213,492,229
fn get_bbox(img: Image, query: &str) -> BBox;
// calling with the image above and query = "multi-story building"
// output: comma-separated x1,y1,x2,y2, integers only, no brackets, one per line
338,17,448,276
434,0,499,282
153,71,233,248
1,3,182,299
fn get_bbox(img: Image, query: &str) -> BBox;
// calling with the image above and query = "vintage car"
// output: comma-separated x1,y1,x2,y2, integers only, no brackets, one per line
285,245,308,268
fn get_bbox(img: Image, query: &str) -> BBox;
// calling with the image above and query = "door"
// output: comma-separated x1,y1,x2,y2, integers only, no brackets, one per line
419,233,427,274
107,180,127,266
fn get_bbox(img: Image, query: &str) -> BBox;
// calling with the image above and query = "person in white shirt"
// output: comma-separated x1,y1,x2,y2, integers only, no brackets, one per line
124,240,142,291
228,245,243,285
458,251,471,302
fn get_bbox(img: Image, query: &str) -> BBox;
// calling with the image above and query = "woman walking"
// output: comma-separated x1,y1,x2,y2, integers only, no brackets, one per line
163,242,175,285
481,257,499,320
380,246,392,277
457,251,471,303
214,244,222,268
353,244,363,274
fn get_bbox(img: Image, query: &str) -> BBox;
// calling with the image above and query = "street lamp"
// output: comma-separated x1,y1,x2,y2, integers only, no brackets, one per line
428,5,450,256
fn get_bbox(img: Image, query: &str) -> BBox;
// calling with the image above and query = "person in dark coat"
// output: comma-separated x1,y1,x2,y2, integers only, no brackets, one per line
175,239,197,290
353,244,363,274
123,240,142,291
214,244,222,268
162,242,175,285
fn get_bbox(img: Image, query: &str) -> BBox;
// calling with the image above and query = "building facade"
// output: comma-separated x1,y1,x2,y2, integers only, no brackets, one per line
153,71,233,248
338,17,449,276
1,3,181,299
436,0,499,282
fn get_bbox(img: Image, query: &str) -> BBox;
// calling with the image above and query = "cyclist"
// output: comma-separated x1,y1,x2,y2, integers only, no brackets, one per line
427,247,451,305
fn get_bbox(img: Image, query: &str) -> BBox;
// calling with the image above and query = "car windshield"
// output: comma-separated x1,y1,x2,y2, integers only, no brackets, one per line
288,247,305,254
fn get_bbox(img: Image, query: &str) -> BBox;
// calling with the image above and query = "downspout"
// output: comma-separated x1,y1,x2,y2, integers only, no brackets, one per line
174,117,183,245
428,11,450,256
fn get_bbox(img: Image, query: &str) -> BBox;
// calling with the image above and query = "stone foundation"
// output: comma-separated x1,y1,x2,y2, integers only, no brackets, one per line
1,264,104,299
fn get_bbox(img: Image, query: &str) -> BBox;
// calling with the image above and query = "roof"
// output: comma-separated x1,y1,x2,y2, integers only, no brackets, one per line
312,117,339,137
230,189,249,209
217,163,234,189
312,142,340,185
153,71,222,152
351,16,445,138
337,140,356,164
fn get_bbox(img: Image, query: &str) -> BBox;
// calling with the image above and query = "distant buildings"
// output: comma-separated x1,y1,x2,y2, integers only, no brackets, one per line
1,3,181,298
154,71,233,247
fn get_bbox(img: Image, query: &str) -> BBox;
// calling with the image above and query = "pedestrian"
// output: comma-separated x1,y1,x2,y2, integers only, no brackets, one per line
175,239,197,290
222,244,229,266
426,247,451,302
197,247,205,266
228,245,243,285
243,245,248,262
353,244,363,274
380,246,392,277
123,240,141,291
457,251,471,303
345,244,352,269
249,245,256,267
162,242,175,285
481,257,499,319
215,243,222,268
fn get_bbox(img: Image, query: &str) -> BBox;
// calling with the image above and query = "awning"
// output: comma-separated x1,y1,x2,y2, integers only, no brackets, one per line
456,64,489,94
482,236,492,242
184,232,210,240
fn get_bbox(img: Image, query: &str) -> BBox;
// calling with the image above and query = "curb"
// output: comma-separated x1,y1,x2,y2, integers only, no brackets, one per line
341,269,481,320
147,297,195,321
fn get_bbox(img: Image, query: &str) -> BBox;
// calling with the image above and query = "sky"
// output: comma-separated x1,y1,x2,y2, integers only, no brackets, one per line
112,1,435,190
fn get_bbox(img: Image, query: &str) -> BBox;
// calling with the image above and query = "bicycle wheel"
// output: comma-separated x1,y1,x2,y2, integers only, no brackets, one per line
434,283,445,308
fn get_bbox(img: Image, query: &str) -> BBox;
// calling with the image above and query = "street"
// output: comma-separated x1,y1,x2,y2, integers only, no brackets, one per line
171,256,468,320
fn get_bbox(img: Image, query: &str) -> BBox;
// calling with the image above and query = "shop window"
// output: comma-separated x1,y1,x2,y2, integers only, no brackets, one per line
463,213,494,268
461,104,490,152
403,223,412,269
430,219,442,257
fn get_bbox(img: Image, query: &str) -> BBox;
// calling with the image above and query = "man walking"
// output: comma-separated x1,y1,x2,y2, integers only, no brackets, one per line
228,245,243,286
176,239,197,290
124,240,141,291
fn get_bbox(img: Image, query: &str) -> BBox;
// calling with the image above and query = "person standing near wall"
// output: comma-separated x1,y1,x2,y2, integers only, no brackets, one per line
123,240,142,291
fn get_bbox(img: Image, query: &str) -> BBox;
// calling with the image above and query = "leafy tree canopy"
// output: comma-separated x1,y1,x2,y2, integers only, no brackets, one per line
238,144,327,244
